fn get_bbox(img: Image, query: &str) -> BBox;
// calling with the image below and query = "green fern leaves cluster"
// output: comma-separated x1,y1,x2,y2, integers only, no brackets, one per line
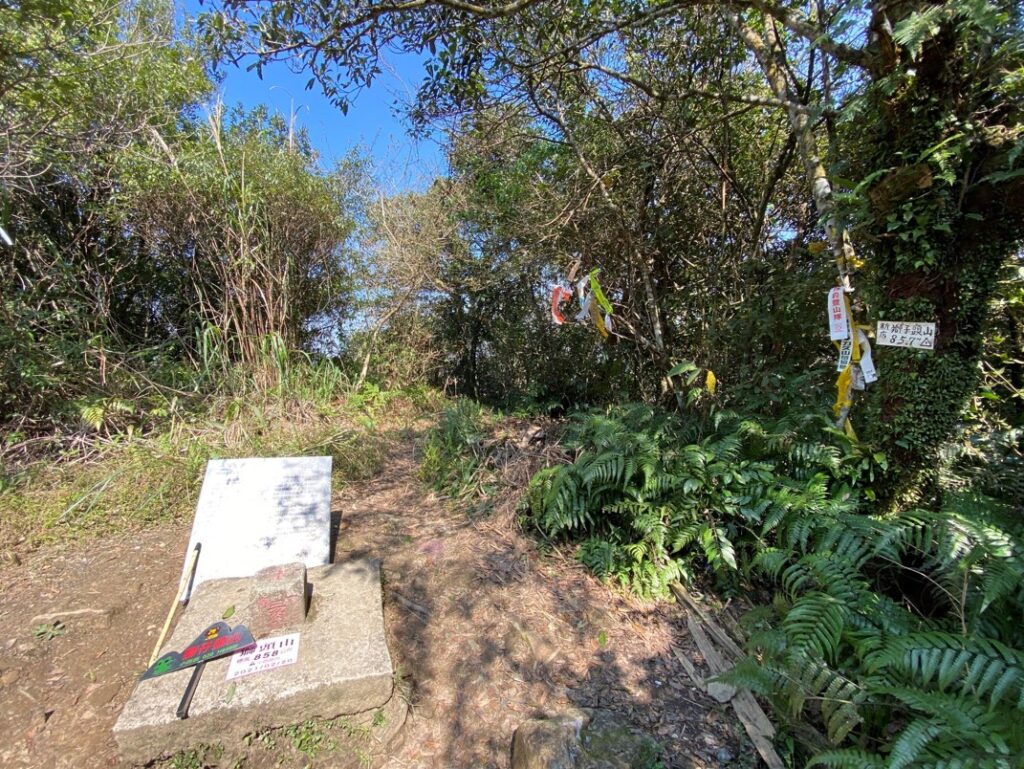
737,494,1024,769
525,405,852,597
522,401,1024,767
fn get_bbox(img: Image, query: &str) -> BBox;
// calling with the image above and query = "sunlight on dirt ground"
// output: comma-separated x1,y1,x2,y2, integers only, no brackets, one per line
337,439,748,769
0,526,191,768
0,436,749,768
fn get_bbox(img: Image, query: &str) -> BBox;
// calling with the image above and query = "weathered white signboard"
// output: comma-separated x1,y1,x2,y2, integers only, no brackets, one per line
181,456,332,599
876,321,936,350
226,633,301,680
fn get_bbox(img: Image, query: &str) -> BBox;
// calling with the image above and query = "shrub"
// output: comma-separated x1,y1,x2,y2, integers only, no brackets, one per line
525,404,859,597
420,397,495,498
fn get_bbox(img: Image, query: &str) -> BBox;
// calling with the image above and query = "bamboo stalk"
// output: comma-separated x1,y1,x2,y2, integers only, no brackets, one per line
148,543,201,667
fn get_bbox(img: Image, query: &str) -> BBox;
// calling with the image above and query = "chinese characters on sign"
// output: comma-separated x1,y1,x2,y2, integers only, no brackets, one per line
827,287,850,341
141,622,256,680
226,633,300,680
875,321,936,350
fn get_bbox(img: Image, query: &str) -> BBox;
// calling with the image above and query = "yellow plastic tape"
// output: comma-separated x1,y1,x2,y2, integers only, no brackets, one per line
588,297,609,339
834,364,853,418
844,418,858,440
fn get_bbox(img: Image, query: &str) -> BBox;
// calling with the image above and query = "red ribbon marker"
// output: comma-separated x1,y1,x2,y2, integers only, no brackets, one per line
550,286,571,325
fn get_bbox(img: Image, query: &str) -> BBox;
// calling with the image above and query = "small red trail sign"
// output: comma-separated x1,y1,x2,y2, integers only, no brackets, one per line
141,621,255,680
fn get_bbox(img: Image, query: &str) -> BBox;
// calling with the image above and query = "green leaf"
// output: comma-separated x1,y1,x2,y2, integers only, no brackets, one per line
588,269,613,315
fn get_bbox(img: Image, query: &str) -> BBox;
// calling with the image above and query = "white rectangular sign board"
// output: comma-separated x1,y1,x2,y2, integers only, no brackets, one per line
180,456,332,599
876,321,936,350
226,633,300,680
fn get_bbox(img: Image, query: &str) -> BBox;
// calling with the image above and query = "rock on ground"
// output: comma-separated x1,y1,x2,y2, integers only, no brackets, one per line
512,709,662,769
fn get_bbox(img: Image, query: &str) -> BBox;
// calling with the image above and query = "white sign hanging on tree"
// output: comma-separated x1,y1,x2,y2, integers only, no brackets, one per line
857,330,878,384
836,338,853,371
876,321,936,350
827,287,850,341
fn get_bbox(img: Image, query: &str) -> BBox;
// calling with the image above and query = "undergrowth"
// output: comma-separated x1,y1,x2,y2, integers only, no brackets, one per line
0,366,432,548
420,397,497,498
526,403,873,598
428,397,1024,768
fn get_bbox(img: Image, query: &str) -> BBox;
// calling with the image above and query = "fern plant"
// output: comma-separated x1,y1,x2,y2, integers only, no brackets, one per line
525,405,855,597
522,401,1024,767
725,489,1024,769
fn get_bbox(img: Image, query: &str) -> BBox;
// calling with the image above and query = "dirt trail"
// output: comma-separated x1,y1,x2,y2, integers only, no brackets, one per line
338,440,744,769
0,525,191,768
0,437,746,768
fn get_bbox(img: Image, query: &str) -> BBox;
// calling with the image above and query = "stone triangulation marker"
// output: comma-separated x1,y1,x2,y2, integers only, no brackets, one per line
114,560,401,762
114,456,406,762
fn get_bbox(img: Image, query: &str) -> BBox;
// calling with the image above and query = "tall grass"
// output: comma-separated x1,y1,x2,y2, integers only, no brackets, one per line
0,331,432,549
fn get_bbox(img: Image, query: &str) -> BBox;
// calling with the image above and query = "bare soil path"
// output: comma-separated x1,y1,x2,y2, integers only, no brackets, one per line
0,435,749,768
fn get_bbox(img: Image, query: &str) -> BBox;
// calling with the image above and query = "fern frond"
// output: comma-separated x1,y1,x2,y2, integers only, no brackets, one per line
886,719,941,769
874,686,1009,755
867,632,1024,709
784,592,848,661
807,748,885,768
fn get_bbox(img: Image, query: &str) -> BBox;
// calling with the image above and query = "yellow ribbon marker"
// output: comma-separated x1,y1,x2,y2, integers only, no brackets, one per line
834,364,853,419
588,297,609,339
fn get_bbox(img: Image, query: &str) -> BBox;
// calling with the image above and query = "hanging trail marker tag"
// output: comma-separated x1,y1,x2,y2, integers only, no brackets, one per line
828,287,850,341
226,633,300,680
141,622,255,680
876,321,936,350
857,330,878,383
836,339,853,371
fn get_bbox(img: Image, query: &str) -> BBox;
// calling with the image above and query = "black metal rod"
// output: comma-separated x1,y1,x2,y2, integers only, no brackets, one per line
176,662,205,719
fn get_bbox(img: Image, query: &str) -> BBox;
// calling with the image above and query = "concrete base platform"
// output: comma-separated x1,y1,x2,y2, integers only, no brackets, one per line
114,559,397,763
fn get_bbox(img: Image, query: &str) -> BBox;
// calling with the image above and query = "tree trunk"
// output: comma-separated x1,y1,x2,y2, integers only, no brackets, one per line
853,2,1024,506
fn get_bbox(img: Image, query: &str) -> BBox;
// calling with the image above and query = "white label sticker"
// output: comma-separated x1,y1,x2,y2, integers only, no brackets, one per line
828,287,850,341
857,330,878,383
876,321,936,350
226,633,300,680
836,338,853,371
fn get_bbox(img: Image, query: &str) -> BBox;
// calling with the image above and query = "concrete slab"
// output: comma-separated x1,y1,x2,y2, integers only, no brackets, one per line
114,559,394,763
180,457,332,600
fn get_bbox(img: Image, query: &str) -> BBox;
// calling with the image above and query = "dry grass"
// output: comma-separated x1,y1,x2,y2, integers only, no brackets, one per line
0,398,395,551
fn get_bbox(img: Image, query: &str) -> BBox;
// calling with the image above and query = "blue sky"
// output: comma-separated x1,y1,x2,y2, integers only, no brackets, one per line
183,2,445,192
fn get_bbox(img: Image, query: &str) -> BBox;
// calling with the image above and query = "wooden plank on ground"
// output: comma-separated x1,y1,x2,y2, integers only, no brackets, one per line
683,611,736,703
670,583,745,660
670,644,707,693
732,689,786,769
670,583,786,769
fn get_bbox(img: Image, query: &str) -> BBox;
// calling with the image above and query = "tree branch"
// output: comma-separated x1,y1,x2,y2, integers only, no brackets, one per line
740,0,871,70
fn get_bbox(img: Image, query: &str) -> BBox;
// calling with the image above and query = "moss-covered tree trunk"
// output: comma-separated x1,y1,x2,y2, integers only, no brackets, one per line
855,2,1024,505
